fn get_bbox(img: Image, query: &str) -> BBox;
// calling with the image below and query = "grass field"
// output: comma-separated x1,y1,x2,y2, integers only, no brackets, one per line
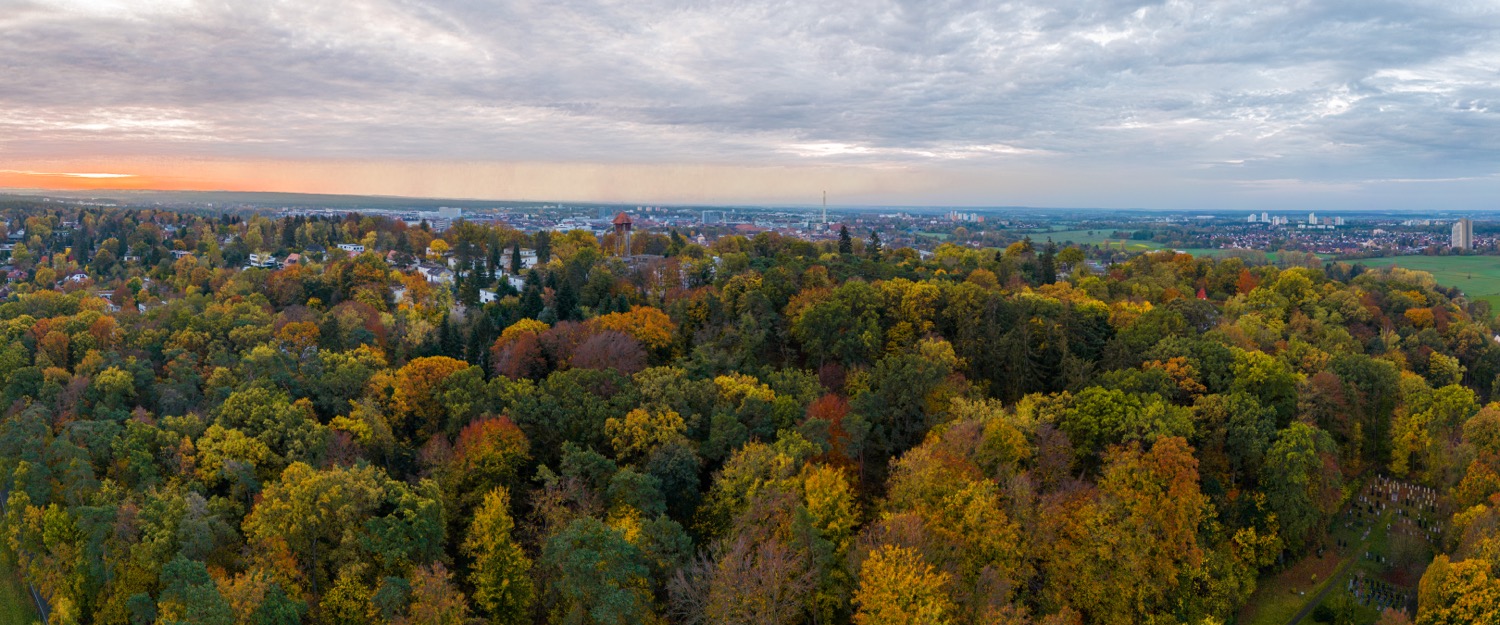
1238,549,1344,625
1032,229,1167,251
0,554,38,625
1353,256,1500,311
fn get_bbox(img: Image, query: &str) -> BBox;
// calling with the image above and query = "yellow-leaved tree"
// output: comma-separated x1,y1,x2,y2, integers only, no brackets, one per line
853,545,956,625
464,487,533,625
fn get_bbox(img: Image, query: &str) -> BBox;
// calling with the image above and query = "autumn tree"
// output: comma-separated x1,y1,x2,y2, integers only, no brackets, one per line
541,516,655,625
588,306,677,353
391,355,483,441
401,563,473,625
1263,422,1343,552
465,487,533,624
1038,437,1210,623
243,463,444,592
853,545,955,625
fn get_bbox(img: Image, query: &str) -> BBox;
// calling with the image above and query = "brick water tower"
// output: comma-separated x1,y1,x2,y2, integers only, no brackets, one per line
612,212,633,256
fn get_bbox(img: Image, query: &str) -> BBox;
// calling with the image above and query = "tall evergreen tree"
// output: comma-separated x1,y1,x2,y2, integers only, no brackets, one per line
1038,240,1058,285
439,315,464,359
459,269,482,307
466,319,491,377
519,273,544,319
487,233,502,279
554,278,579,321
838,226,853,255
535,231,552,265
667,229,685,256
319,314,344,352
281,217,298,249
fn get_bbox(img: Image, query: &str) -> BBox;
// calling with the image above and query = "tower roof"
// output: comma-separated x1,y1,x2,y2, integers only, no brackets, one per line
612,212,632,225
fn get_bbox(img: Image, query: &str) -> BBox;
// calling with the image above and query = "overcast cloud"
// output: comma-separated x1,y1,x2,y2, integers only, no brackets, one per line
1,0,1498,207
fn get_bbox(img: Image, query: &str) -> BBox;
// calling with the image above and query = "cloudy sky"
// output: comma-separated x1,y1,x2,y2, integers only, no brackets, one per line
1,0,1498,208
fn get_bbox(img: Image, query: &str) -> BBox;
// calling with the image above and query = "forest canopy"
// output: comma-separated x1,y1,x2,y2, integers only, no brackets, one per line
0,205,1495,625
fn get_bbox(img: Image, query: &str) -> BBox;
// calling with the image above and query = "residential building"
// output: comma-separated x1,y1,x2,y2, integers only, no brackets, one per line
1452,219,1474,250
420,265,455,285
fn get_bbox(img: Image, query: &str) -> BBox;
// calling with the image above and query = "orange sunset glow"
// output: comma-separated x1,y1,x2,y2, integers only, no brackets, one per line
0,158,972,205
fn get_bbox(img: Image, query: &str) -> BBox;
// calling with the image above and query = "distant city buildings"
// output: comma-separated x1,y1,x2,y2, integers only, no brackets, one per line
1452,218,1474,249
437,206,462,219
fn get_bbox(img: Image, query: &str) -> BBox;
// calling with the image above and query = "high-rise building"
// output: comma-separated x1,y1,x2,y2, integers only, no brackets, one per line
1247,214,1258,223
437,206,462,219
1452,218,1474,250
1261,212,1270,222
1308,212,1317,224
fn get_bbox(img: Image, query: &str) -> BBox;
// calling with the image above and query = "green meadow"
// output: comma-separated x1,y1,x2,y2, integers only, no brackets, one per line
1032,229,1166,251
1353,256,1500,311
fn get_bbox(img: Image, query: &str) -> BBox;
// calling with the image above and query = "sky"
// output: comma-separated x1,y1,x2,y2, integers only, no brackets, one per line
1,0,1498,209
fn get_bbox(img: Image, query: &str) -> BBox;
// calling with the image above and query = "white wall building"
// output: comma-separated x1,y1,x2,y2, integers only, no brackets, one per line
1452,219,1474,250
420,265,455,284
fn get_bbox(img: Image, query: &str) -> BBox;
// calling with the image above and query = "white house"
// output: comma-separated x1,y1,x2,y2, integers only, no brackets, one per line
420,265,454,285
337,243,366,254
479,288,498,304
248,253,277,268
508,249,539,269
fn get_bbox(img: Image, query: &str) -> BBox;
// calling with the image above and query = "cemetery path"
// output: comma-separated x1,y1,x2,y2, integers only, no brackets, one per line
1285,541,1364,625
